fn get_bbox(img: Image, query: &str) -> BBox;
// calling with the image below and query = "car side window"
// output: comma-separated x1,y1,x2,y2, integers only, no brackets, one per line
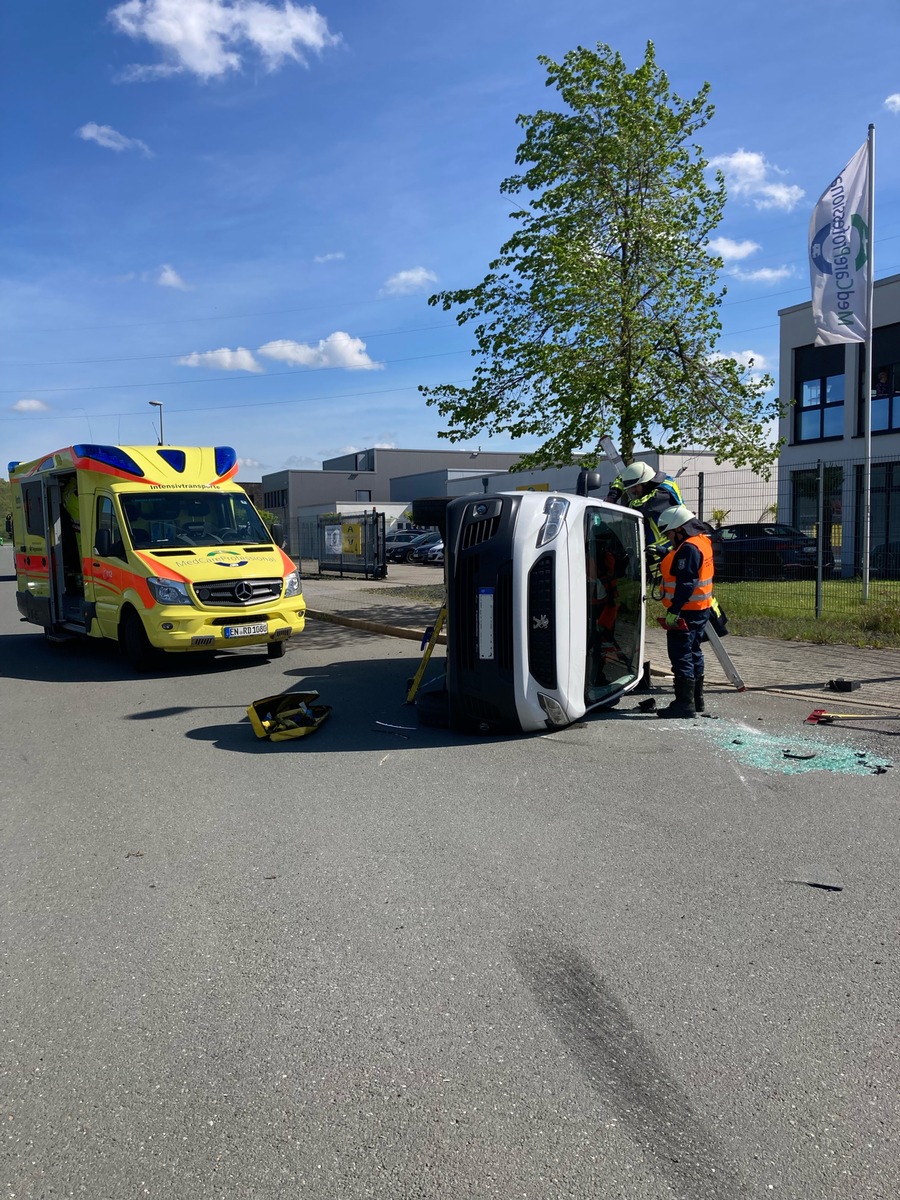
96,495,126,560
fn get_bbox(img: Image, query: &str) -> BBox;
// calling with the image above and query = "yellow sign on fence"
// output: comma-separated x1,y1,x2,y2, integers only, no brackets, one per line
342,522,362,555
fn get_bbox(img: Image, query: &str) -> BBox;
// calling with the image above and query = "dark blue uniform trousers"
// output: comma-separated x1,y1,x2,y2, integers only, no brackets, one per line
666,610,710,680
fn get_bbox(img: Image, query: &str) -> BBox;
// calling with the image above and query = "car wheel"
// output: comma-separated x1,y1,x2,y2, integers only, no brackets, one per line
267,640,287,659
411,496,450,536
120,610,157,672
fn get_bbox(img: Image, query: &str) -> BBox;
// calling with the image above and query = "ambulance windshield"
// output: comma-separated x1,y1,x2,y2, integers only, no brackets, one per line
584,509,643,707
119,491,271,551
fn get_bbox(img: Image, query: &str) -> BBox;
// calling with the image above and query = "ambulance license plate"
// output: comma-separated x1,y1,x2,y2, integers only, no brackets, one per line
224,622,268,639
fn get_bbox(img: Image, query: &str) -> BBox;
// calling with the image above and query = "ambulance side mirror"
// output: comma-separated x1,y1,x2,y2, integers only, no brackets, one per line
94,528,111,557
269,521,285,548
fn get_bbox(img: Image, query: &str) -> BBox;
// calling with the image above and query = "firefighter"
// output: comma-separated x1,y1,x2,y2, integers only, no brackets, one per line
605,461,684,569
654,504,714,719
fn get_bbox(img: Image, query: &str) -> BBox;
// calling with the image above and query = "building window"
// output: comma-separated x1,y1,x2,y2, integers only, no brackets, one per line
855,460,900,574
866,363,900,433
793,344,845,443
858,321,900,434
355,490,371,503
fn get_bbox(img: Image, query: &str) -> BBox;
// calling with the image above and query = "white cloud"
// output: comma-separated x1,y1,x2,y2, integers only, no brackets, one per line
238,456,261,468
178,347,262,372
109,0,341,82
708,236,761,262
258,331,383,370
708,149,804,212
732,265,794,284
76,121,151,155
313,251,345,263
380,267,438,296
157,263,192,290
885,93,900,113
711,349,769,372
12,398,51,412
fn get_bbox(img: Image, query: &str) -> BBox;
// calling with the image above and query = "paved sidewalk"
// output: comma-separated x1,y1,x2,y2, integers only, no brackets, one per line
300,565,900,714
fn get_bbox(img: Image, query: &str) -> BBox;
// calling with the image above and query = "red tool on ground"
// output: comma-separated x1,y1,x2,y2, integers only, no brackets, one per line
806,708,900,724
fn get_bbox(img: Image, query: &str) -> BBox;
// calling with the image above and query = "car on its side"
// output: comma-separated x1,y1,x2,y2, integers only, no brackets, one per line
872,540,900,579
710,523,835,581
387,531,442,563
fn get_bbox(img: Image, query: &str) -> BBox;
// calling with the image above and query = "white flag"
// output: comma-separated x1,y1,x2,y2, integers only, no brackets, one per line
808,142,870,345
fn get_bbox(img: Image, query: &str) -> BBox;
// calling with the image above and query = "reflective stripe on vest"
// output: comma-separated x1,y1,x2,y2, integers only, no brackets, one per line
660,534,714,610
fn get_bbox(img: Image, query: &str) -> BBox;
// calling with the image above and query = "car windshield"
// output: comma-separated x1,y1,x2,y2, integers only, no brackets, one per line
119,491,271,551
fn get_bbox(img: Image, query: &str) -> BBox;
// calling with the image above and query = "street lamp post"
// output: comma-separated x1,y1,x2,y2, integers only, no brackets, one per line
149,401,164,445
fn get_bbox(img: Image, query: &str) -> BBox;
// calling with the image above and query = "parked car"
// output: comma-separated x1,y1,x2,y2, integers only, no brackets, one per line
425,540,444,566
710,523,835,581
384,530,426,550
387,531,442,563
872,540,900,579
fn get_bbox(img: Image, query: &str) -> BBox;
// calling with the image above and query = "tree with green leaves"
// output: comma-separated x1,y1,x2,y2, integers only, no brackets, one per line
420,41,781,474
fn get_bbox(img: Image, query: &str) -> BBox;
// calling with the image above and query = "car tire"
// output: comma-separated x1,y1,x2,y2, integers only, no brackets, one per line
121,609,157,673
267,640,287,659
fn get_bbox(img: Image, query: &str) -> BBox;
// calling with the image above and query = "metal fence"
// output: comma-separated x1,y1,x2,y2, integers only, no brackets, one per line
670,452,899,617
316,510,386,578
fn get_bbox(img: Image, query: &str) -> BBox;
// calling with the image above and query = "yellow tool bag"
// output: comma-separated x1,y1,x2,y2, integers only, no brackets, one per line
247,691,332,742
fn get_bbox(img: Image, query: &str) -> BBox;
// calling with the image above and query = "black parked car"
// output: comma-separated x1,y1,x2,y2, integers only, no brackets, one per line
387,531,442,563
710,523,835,581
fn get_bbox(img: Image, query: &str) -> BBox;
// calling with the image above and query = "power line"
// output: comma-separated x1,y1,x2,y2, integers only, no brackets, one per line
0,348,471,397
1,320,459,369
0,378,472,423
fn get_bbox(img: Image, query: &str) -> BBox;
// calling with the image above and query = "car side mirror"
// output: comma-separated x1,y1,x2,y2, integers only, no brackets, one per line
270,521,285,548
576,469,602,496
94,527,111,557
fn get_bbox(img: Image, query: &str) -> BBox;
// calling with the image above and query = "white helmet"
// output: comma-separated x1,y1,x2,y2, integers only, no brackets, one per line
620,461,657,489
657,504,696,534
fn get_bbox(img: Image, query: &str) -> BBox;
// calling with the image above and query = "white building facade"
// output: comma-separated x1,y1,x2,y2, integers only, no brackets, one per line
778,273,900,576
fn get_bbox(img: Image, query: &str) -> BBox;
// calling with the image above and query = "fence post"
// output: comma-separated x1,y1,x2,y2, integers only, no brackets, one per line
697,472,704,523
815,459,824,619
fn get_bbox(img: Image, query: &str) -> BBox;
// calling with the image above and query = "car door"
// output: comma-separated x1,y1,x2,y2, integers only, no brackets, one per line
87,494,131,639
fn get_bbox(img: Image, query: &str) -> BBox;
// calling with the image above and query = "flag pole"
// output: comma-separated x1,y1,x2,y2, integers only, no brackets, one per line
862,123,875,603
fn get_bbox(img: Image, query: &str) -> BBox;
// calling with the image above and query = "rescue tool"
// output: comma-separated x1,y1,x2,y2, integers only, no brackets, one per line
805,708,900,725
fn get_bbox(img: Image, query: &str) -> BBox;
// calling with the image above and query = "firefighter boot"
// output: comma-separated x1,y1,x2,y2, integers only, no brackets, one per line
693,675,705,713
656,675,697,719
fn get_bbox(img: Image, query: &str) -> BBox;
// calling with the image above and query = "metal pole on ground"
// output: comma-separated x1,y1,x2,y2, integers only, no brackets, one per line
815,459,824,619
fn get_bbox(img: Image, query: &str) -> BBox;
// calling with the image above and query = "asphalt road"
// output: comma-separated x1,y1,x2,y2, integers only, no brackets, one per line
1,550,898,1199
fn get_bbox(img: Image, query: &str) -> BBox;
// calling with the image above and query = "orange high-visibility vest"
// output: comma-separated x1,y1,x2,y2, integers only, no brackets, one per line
660,534,713,611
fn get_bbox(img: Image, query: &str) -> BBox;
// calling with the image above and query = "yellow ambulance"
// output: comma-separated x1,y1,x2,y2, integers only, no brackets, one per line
9,444,305,670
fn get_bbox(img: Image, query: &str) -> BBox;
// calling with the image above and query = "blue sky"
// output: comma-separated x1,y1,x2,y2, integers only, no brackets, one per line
3,0,900,479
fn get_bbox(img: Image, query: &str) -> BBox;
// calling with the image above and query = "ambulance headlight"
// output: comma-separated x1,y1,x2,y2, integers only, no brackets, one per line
536,497,569,546
146,577,194,606
538,693,569,727
284,569,302,597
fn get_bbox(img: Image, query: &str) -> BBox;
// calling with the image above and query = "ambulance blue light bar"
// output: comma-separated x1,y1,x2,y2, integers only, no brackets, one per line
73,445,145,477
215,446,238,476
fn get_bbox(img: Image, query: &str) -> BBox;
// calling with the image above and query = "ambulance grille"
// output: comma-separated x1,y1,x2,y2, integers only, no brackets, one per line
193,577,283,606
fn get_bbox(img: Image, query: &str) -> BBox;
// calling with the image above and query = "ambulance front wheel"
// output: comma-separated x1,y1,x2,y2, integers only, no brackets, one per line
120,610,157,673
267,640,287,659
